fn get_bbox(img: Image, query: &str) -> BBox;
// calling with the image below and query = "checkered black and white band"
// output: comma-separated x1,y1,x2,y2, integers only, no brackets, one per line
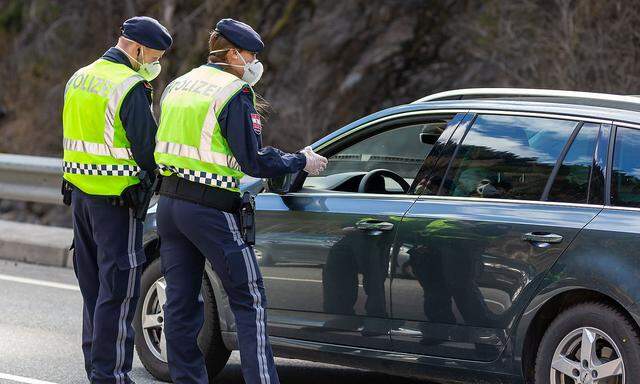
159,165,239,189
63,161,141,176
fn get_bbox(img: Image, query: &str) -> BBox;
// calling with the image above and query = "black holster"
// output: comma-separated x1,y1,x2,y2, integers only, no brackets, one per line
61,179,73,206
239,191,256,245
123,170,156,221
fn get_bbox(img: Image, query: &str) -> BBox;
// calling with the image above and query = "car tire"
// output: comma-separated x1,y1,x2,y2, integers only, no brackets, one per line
199,274,232,382
534,302,640,384
134,258,231,382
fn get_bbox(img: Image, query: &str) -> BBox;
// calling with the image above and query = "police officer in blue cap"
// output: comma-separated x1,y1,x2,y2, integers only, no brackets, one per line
154,18,327,384
61,16,171,383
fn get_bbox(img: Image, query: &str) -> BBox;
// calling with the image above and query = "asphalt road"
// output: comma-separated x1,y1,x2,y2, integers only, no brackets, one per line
0,260,432,384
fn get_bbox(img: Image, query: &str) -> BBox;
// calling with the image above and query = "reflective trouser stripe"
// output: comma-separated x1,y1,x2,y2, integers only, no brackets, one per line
113,210,137,384
223,212,270,384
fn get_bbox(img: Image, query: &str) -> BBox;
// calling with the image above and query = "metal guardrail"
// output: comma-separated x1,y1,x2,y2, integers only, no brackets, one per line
0,153,263,206
0,154,63,205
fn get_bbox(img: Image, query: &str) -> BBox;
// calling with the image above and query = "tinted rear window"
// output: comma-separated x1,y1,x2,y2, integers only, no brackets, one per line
611,127,640,208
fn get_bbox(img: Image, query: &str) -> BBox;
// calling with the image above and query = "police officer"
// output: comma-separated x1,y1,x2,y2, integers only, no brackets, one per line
62,16,171,383
154,18,327,384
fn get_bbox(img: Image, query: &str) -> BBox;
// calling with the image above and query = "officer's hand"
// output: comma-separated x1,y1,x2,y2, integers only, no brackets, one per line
301,146,328,176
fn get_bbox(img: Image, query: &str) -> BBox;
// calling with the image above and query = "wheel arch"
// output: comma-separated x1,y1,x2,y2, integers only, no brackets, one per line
142,237,236,352
518,287,640,384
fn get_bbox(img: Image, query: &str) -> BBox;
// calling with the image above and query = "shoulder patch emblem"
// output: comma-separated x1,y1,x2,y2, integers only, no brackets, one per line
242,87,251,93
250,113,262,135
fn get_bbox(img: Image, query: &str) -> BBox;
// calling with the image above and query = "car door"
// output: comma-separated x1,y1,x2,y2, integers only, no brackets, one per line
390,113,605,361
254,112,466,350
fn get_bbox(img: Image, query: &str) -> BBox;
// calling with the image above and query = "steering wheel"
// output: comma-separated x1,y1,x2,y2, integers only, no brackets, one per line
358,169,411,194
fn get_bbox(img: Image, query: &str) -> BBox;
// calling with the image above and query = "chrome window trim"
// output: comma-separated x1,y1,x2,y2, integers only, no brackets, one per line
259,191,418,201
414,195,603,209
613,121,640,130
262,191,640,211
260,191,604,209
603,206,640,212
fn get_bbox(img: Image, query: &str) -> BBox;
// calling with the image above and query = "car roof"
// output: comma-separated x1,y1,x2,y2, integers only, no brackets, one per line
413,98,640,123
412,87,640,110
311,98,640,150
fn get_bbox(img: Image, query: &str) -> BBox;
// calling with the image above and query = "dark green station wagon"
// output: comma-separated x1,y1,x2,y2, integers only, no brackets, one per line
135,89,640,384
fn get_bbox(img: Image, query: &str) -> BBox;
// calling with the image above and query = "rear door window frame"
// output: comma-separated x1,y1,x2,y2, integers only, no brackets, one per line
427,111,613,205
606,123,640,208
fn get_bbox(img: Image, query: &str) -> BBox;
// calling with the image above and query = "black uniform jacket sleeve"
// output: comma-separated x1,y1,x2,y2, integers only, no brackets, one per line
218,86,307,179
102,47,158,175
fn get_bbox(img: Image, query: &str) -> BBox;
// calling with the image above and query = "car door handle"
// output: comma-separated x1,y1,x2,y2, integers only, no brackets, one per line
522,232,564,244
355,220,394,232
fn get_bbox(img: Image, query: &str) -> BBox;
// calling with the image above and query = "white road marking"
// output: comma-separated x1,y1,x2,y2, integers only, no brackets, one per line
0,274,79,291
0,372,59,384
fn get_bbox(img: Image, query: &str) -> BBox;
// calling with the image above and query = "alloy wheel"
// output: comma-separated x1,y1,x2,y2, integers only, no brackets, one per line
141,277,168,363
550,327,624,384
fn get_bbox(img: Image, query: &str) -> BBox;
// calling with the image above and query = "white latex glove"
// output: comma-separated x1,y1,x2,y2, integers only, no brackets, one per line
301,146,328,176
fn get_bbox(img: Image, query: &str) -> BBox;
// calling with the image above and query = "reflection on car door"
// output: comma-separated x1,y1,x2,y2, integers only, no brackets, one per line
390,114,606,362
255,114,465,350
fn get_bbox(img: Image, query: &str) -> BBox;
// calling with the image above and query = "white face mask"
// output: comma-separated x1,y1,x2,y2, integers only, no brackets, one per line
117,44,162,81
210,49,264,86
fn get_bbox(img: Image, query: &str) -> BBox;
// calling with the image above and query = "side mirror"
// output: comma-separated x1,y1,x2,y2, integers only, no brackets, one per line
420,123,446,145
265,172,294,194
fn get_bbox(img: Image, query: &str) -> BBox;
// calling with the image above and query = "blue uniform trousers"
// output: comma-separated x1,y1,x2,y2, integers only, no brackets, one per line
71,189,145,384
157,196,279,384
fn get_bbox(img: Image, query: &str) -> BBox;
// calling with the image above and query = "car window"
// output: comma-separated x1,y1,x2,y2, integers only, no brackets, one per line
303,123,438,192
611,127,640,208
441,114,578,201
547,123,600,204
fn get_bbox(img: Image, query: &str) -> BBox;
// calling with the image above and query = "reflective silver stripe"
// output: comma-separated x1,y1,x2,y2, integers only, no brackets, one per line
159,79,174,106
63,137,133,159
113,266,137,383
199,79,244,153
64,74,142,160
158,164,238,189
155,77,243,170
63,161,140,176
104,74,145,149
155,141,234,166
223,212,270,384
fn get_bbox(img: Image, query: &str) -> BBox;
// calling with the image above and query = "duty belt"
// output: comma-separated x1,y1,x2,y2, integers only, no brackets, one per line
158,175,241,213
64,181,129,207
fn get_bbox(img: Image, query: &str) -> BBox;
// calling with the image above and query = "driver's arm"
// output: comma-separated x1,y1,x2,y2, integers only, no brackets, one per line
220,87,307,178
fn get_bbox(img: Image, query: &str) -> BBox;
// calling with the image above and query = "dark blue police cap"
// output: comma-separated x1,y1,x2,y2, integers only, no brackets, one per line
121,16,172,51
215,18,264,53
